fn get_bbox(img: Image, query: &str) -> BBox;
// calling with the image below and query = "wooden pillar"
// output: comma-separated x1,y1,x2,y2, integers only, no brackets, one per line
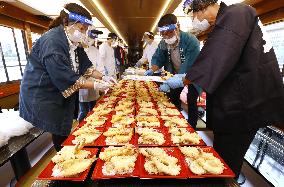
24,22,32,52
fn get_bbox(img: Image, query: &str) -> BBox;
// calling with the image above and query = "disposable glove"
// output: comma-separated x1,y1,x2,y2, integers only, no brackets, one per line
173,74,186,78
102,76,117,84
144,69,154,76
159,83,170,93
94,80,110,91
166,76,184,89
180,86,188,104
135,60,143,68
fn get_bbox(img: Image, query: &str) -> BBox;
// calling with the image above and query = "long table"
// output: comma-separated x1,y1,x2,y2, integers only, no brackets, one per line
32,177,239,187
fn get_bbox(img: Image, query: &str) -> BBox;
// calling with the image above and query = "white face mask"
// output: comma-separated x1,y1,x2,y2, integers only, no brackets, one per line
112,41,118,47
86,38,95,47
192,17,210,32
164,35,177,45
68,29,86,43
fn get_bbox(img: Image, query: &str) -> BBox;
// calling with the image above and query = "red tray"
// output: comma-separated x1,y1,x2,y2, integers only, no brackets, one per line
78,115,109,128
161,116,191,128
136,116,164,128
97,127,138,146
178,146,235,178
139,147,188,179
61,126,104,147
92,148,139,180
168,127,206,146
159,109,183,117
137,128,170,146
105,120,136,128
37,148,98,181
136,107,159,116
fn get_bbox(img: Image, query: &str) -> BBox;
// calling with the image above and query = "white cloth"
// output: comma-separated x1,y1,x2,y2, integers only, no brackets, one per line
99,42,116,78
79,46,103,102
138,41,158,68
0,111,34,148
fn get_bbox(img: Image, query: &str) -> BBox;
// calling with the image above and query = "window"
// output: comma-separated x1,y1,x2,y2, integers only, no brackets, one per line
0,26,28,82
265,21,284,68
0,50,7,82
31,32,41,43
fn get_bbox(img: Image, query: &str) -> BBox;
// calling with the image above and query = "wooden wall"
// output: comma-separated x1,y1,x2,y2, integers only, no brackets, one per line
0,1,51,51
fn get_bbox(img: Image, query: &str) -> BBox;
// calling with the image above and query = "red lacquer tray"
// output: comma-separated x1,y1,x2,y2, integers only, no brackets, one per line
37,148,98,181
136,128,170,147
92,147,139,180
61,126,104,147
139,147,188,179
97,127,138,146
178,146,235,178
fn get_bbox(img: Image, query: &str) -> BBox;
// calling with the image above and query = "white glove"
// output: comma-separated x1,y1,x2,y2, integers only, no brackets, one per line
102,76,117,84
93,81,110,91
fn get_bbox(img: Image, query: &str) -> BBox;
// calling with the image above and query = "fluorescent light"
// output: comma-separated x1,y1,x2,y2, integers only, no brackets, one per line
150,0,172,33
92,0,128,46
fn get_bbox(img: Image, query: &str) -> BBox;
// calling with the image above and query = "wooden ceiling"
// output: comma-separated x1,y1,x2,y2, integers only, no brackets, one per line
81,0,181,47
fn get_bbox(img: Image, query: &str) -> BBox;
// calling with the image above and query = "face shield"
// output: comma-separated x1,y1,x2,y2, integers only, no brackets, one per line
63,8,93,47
158,24,178,45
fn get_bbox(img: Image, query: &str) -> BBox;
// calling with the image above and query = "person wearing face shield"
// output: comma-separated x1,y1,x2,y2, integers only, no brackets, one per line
136,32,159,71
99,33,118,80
181,0,284,182
77,29,108,122
145,14,201,128
19,3,115,152
114,39,126,78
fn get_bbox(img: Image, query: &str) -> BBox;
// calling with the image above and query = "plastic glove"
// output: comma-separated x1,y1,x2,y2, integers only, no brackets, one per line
144,69,154,76
94,81,110,91
102,76,117,84
180,86,188,104
173,74,186,78
166,76,184,89
135,60,143,68
159,83,170,93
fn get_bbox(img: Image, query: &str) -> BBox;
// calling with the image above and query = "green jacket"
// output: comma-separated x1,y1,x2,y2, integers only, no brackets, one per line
151,31,202,94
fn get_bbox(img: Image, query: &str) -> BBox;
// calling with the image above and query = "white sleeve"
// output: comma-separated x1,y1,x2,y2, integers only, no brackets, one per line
99,44,106,59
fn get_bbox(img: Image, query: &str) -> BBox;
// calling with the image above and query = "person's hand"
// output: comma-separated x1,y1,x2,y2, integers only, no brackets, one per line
93,80,110,91
159,83,170,92
102,76,117,84
166,76,184,89
144,69,154,76
180,86,188,104
92,70,103,79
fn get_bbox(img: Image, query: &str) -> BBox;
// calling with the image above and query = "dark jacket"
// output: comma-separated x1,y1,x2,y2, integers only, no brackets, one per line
186,3,284,133
19,25,92,136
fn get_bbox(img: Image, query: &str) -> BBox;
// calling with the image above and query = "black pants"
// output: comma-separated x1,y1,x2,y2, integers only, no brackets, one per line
78,101,96,122
52,134,68,152
167,87,183,110
187,85,199,129
213,130,258,177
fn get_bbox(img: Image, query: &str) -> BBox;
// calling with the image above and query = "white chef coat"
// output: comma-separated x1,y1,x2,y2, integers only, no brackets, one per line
138,41,158,68
99,42,116,79
79,46,103,102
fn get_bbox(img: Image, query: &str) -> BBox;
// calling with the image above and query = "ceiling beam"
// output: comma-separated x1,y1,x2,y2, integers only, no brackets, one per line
253,0,284,16
80,0,128,45
0,1,50,28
